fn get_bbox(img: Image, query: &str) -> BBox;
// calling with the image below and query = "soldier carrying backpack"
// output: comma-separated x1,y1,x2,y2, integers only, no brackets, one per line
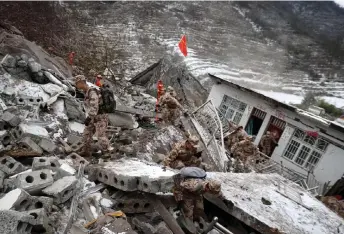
74,75,115,157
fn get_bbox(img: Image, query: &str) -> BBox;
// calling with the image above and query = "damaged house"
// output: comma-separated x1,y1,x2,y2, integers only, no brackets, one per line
207,74,344,194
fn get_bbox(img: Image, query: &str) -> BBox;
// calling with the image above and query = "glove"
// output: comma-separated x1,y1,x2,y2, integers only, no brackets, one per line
84,117,92,126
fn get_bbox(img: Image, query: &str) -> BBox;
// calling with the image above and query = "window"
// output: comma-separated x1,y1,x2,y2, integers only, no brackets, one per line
283,128,329,170
219,95,247,124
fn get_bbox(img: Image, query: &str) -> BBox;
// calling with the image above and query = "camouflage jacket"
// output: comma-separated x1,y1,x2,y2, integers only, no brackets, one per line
85,88,100,118
227,130,248,147
159,93,183,109
231,139,259,157
180,178,223,199
260,135,277,148
163,141,200,167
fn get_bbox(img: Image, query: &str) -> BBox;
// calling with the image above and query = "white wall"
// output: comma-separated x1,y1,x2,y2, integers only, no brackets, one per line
313,145,344,184
208,83,344,184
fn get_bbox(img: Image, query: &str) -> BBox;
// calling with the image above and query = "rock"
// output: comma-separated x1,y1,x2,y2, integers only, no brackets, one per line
119,145,136,157
108,112,138,129
156,222,173,234
27,59,41,73
17,60,28,68
152,153,165,164
42,176,78,204
63,97,86,123
67,134,82,145
1,54,16,68
118,135,133,145
20,54,29,62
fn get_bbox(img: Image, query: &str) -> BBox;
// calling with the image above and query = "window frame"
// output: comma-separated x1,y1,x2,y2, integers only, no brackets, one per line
282,128,329,170
219,95,247,125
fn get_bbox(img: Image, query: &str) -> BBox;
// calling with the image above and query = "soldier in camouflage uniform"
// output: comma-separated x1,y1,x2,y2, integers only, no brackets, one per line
259,131,277,156
163,135,203,169
231,136,259,166
167,86,178,98
74,75,113,157
227,126,248,150
159,87,184,125
179,178,223,221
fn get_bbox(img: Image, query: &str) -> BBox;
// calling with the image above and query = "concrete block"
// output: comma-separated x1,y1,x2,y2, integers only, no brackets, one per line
66,153,89,168
0,156,25,176
70,141,83,152
32,157,60,171
0,98,7,112
12,123,49,142
28,196,54,212
3,178,17,192
28,60,41,73
26,208,51,233
1,111,21,127
0,188,33,211
97,169,138,191
138,176,160,193
67,134,81,145
0,210,35,234
42,176,78,204
16,169,54,194
1,54,16,68
18,137,43,156
115,197,154,214
0,120,10,131
16,96,43,106
53,162,76,180
0,130,11,146
38,138,56,153
102,217,136,234
0,170,5,189
17,60,27,68
132,217,156,234
152,153,165,164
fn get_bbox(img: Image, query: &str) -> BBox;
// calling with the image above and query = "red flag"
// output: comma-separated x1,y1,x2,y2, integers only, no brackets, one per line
178,35,187,56
306,131,318,138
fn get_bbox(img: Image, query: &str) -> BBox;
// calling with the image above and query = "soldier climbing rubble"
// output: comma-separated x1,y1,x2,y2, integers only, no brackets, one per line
158,86,186,125
173,167,224,228
163,132,207,170
74,75,114,158
231,136,259,169
226,126,248,151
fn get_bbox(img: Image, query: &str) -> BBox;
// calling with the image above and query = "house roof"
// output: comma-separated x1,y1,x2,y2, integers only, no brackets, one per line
208,73,344,135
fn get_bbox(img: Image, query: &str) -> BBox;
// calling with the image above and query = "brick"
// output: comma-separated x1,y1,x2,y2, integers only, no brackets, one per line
28,196,54,213
18,137,43,156
32,157,60,171
12,124,49,142
0,130,11,146
42,176,78,204
0,156,25,176
1,111,21,127
0,188,35,212
16,169,54,195
26,208,52,233
66,153,89,169
0,210,35,234
38,138,56,153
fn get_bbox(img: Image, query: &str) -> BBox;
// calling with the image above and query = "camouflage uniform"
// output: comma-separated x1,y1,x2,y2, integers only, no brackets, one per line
231,137,259,165
81,83,110,154
227,128,248,150
259,132,277,156
159,91,183,125
163,136,201,169
179,178,223,221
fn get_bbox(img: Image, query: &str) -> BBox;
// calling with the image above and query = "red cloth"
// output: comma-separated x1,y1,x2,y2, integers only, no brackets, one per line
306,131,319,138
95,78,102,87
178,35,187,57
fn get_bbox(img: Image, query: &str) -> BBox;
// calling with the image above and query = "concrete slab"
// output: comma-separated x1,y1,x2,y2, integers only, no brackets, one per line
206,172,344,234
0,210,35,234
88,158,176,193
42,176,78,204
16,169,54,194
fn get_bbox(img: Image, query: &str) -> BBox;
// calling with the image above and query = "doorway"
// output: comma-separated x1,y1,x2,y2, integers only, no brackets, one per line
245,108,266,137
260,116,286,156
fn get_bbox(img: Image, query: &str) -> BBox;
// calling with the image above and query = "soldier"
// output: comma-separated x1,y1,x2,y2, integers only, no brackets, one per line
159,87,184,125
231,136,259,166
259,131,277,156
167,86,178,98
163,134,203,170
74,75,114,157
227,126,248,150
179,177,223,222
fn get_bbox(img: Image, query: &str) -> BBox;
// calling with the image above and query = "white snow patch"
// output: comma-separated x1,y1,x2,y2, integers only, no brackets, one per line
253,90,304,105
100,198,114,208
90,205,99,219
296,110,329,125
51,99,67,118
0,188,22,210
69,121,85,134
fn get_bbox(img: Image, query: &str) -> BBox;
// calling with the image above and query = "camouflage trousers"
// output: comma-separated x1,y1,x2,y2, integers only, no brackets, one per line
233,151,250,165
82,114,110,152
261,145,272,156
161,108,180,125
169,158,202,170
182,196,204,221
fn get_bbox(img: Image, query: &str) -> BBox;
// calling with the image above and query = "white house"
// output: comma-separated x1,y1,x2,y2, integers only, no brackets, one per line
207,74,344,186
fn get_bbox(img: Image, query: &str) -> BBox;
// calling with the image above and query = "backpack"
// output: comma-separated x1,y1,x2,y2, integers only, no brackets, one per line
99,85,116,114
180,167,206,179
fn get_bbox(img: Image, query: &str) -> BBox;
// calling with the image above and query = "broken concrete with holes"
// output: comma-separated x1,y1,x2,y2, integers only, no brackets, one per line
0,23,343,234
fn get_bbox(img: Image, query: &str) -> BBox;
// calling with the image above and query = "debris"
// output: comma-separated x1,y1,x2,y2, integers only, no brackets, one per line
12,123,49,142
0,156,25,176
1,111,21,127
66,152,89,169
42,176,78,204
38,138,56,153
0,130,11,146
18,137,43,156
32,157,60,171
25,208,52,233
0,210,35,234
0,188,32,211
15,169,54,194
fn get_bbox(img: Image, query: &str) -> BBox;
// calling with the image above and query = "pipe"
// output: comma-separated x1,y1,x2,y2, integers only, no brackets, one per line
202,217,218,233
214,222,234,234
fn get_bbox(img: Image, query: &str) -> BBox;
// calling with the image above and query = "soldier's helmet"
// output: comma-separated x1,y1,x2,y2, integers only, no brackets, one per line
74,75,86,84
207,180,222,194
187,135,199,146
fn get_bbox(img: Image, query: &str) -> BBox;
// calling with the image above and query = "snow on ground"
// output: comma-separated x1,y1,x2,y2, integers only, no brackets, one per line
207,172,344,234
